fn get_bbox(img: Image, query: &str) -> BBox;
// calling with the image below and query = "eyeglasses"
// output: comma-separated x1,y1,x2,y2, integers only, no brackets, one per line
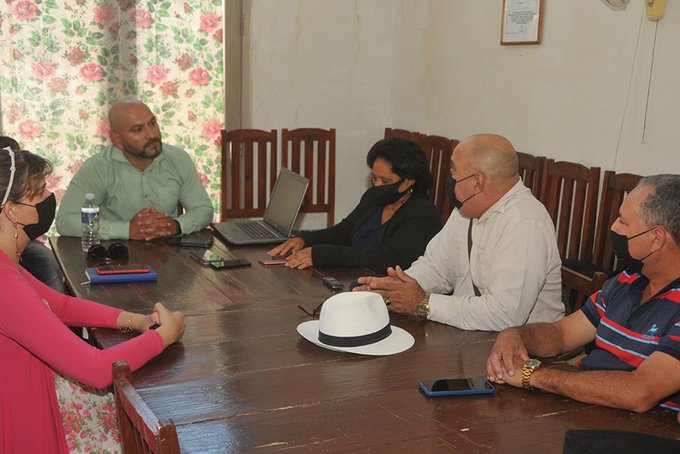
86,242,129,264
298,302,323,317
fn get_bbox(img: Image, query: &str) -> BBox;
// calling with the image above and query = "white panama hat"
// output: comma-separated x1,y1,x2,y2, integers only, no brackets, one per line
297,291,415,356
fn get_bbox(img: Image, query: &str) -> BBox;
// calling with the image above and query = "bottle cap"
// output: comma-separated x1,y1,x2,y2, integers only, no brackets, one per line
85,193,95,200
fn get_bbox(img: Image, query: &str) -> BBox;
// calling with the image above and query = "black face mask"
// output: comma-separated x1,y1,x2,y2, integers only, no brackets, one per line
15,193,56,240
366,180,410,207
610,227,655,274
445,173,477,209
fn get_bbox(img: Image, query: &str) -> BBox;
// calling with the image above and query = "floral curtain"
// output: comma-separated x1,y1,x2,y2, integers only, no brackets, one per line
0,0,224,225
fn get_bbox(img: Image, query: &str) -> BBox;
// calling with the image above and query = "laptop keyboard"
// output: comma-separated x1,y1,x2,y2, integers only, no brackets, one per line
236,221,275,239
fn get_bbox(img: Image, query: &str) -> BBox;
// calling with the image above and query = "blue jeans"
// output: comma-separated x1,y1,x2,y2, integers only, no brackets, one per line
21,240,65,293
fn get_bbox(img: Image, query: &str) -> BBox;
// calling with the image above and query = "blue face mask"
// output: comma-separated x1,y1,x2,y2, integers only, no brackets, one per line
15,193,56,240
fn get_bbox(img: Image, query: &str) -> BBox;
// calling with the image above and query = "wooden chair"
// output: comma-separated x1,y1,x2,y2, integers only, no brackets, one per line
113,361,180,454
517,152,546,200
562,266,608,314
384,128,428,156
592,171,643,273
558,266,608,359
385,127,429,151
541,160,601,266
419,134,459,222
384,127,421,142
281,128,335,227
220,129,278,221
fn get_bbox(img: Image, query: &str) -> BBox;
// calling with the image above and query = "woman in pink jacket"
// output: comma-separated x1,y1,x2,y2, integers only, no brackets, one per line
0,146,185,453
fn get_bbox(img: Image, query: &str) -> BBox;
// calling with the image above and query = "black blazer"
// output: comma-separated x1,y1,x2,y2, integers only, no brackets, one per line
298,191,442,273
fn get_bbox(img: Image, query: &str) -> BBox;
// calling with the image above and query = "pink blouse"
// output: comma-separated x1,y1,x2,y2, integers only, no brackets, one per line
0,250,164,453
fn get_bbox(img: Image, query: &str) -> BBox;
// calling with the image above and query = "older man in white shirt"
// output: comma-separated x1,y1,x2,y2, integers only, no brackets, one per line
355,133,564,331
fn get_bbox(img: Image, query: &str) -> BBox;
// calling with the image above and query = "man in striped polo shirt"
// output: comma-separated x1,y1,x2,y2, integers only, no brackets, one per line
486,174,680,417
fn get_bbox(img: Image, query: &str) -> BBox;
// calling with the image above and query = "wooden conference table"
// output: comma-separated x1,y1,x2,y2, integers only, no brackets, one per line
50,235,680,453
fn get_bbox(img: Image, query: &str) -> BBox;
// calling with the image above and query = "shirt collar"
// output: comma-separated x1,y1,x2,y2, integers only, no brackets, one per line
477,179,527,223
624,272,680,302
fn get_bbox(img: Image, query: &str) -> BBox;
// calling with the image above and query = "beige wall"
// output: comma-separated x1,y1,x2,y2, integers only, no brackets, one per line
246,0,396,227
391,0,679,175
245,0,679,225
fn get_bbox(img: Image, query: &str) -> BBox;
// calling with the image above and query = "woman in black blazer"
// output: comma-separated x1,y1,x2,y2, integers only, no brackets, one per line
268,137,442,273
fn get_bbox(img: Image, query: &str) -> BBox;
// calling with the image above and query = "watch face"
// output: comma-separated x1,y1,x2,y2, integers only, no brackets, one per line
524,358,541,369
416,303,428,318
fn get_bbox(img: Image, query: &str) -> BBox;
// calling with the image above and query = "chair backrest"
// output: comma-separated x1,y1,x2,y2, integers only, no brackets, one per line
220,128,278,221
418,134,459,222
517,151,546,200
113,361,180,454
281,128,336,227
561,266,608,313
541,160,601,263
384,127,421,142
592,171,643,272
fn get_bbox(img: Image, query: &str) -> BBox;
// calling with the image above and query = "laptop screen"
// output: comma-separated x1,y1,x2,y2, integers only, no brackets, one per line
263,168,309,236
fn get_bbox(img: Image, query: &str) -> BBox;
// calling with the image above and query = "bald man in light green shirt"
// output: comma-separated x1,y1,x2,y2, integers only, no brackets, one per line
56,99,213,240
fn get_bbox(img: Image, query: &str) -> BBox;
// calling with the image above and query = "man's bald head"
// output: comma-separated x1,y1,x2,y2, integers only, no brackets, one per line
457,134,519,181
108,97,148,133
449,133,521,218
107,98,163,169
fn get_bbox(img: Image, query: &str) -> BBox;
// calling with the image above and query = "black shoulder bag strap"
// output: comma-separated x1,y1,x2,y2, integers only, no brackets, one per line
467,218,482,297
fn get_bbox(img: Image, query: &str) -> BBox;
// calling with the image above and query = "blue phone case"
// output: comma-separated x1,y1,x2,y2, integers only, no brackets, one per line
418,377,495,397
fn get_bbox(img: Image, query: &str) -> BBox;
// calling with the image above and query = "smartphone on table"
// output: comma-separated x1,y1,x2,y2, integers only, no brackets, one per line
95,264,151,275
418,376,495,397
167,235,213,248
322,276,343,291
191,250,230,265
209,258,251,269
259,255,289,266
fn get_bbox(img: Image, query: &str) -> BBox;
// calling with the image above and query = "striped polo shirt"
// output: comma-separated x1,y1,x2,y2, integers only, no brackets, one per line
580,271,680,412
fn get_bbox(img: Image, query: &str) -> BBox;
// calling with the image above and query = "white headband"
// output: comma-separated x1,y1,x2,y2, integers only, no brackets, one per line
1,146,16,208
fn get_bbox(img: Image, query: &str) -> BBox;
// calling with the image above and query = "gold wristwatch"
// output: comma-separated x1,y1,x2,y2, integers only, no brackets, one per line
416,293,430,320
522,358,541,389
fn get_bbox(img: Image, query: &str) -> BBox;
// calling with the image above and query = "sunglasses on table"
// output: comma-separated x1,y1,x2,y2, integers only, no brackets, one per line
298,301,324,317
86,243,129,264
297,280,362,317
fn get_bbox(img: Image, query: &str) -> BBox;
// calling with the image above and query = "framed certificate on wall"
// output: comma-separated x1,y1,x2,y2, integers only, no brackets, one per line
501,0,544,45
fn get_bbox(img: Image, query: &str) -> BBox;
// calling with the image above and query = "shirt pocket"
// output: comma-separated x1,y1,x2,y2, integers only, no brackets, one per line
153,172,182,215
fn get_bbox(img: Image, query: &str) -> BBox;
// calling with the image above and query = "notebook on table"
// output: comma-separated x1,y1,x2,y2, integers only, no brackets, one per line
85,267,158,284
212,168,309,245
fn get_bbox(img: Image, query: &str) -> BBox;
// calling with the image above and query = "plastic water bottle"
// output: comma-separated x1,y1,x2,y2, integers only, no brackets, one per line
81,193,100,251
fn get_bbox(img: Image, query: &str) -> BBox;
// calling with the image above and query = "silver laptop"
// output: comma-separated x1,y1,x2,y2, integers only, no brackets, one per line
212,168,309,245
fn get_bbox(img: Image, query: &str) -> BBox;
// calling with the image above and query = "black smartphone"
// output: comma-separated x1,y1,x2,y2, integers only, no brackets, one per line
418,377,495,397
322,276,343,291
95,264,151,275
170,236,213,248
191,250,228,265
209,258,251,269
